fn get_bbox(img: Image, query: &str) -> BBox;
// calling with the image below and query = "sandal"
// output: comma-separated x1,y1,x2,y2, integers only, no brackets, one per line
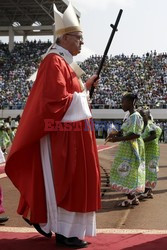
137,193,147,200
138,189,153,200
131,197,140,205
118,197,140,207
146,190,153,198
118,199,131,207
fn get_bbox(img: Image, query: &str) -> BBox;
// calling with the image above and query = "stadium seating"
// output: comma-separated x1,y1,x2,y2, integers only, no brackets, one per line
0,42,167,110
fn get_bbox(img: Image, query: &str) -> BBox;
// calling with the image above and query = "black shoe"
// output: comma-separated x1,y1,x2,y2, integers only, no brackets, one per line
23,217,52,238
0,216,9,224
56,233,88,248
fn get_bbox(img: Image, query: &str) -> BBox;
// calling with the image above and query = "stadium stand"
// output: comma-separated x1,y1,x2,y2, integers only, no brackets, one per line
0,40,167,142
0,40,51,109
80,51,167,109
1,42,167,110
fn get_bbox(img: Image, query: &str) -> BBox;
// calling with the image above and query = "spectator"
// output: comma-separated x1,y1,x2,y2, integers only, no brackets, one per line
0,121,11,154
0,125,9,224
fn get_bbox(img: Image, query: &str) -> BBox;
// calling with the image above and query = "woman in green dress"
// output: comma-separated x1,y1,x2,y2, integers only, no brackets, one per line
105,93,145,207
138,108,162,199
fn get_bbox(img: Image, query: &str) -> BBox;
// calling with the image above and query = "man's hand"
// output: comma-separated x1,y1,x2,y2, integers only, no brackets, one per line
85,75,99,91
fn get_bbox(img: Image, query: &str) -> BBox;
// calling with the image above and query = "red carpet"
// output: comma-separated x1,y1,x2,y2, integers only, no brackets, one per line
0,232,167,250
97,144,117,152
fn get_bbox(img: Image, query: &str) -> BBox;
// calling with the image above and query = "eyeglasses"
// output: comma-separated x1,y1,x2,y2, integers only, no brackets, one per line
66,34,83,42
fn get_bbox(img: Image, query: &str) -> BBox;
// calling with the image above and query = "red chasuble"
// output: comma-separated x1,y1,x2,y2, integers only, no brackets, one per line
5,53,101,223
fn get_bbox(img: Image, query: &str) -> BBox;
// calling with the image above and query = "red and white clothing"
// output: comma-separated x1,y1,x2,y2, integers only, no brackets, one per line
5,45,101,239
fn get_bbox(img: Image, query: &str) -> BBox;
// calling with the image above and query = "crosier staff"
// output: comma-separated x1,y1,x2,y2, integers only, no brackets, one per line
89,9,123,99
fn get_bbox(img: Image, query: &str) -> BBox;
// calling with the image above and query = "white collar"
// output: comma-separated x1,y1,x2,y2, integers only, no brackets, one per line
43,43,85,81
48,44,73,64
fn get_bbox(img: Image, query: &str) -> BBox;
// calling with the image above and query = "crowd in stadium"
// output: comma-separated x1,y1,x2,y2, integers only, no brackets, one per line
0,41,167,110
0,40,51,110
81,52,167,109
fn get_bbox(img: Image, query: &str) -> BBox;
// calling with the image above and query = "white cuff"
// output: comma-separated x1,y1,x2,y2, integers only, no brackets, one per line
62,92,92,122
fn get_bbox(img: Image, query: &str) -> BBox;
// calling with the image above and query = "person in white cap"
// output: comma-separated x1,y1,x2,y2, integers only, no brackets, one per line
6,2,100,248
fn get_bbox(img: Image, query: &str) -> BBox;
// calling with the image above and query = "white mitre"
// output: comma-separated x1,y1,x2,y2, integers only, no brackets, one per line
53,2,82,36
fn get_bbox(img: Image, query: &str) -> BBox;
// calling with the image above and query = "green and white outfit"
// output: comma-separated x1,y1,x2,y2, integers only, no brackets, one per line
110,111,145,194
142,121,162,189
0,130,11,150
